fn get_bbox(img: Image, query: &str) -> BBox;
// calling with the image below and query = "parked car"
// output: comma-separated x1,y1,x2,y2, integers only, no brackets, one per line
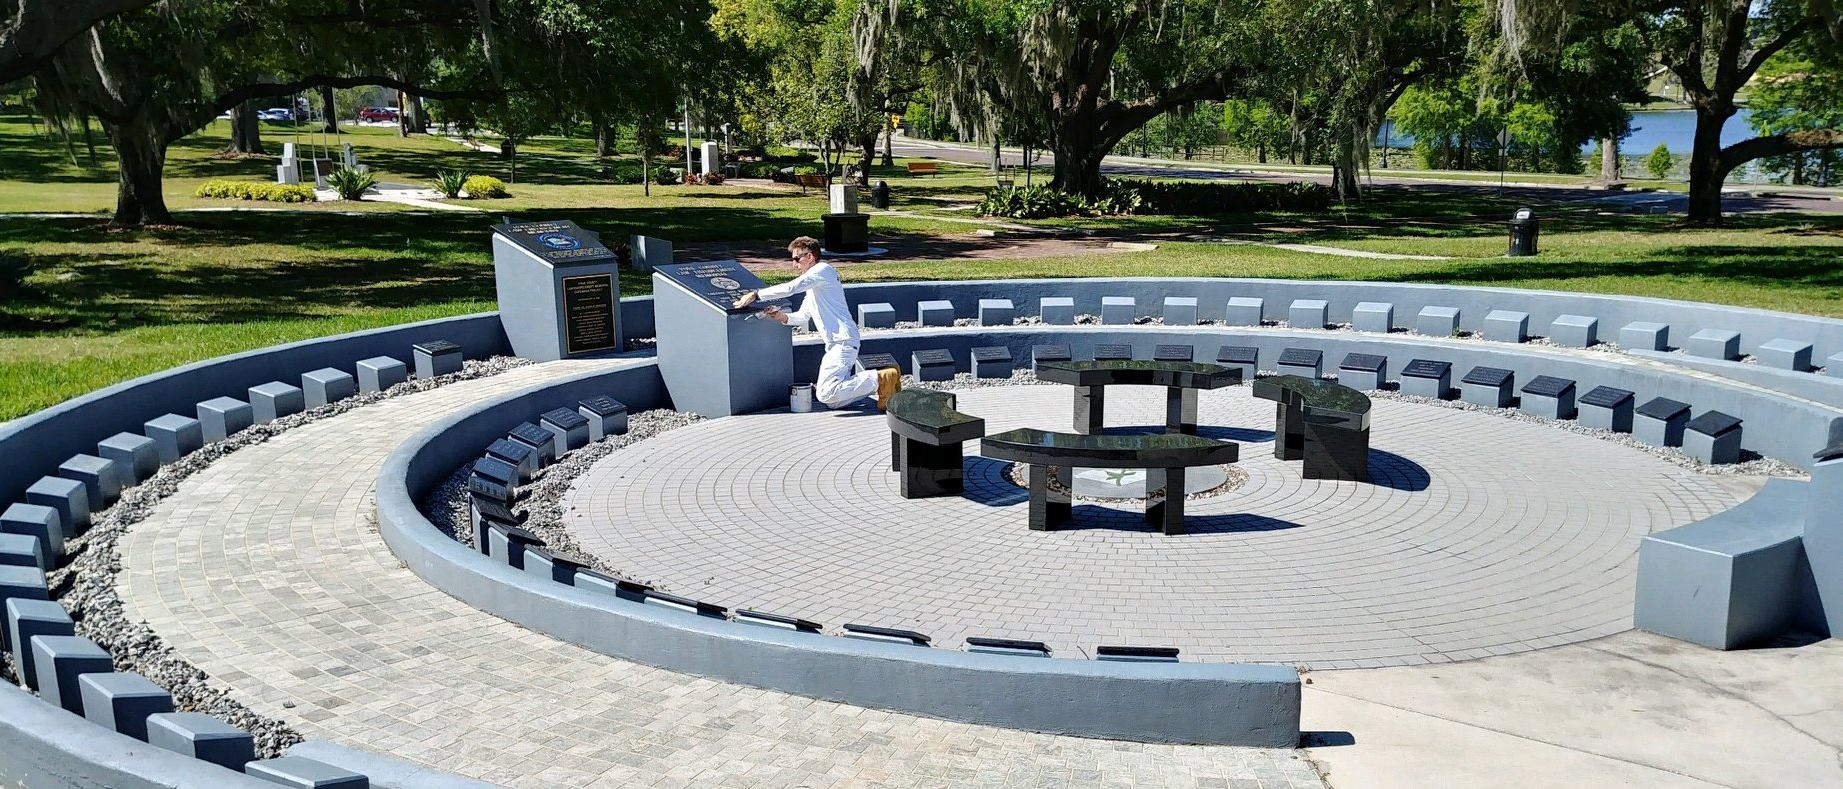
358,107,399,122
256,108,296,122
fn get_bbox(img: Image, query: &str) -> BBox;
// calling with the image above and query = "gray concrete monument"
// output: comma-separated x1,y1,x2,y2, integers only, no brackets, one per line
493,220,623,362
651,261,793,418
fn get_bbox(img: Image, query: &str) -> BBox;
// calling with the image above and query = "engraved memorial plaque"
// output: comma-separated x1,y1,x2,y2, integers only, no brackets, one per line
652,261,785,313
561,274,618,355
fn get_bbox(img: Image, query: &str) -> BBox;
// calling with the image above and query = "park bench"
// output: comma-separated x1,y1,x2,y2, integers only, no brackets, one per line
1252,375,1371,482
906,161,939,177
886,389,986,499
980,428,1239,535
793,173,830,194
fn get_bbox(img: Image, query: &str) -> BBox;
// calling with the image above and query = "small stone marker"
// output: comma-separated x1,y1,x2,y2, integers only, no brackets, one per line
1684,410,1743,464
1287,299,1329,329
244,756,370,789
1460,366,1515,408
1225,296,1264,326
1827,351,1843,378
301,368,358,408
1483,310,1530,343
1620,321,1670,352
508,422,557,465
80,672,174,741
856,352,900,373
1039,297,1076,325
470,457,519,493
142,414,203,465
1400,359,1452,399
31,635,112,714
1352,302,1394,333
25,476,88,537
1093,343,1133,361
977,298,1015,326
578,395,629,440
412,340,464,379
1686,329,1741,361
485,439,537,484
629,234,673,273
1520,375,1577,420
1578,386,1636,433
1031,344,1071,372
146,712,256,772
1153,344,1195,362
1550,315,1599,348
1101,296,1135,325
1756,338,1814,372
1416,306,1460,337
1216,345,1258,381
912,348,955,381
1,504,64,567
0,566,50,614
195,397,253,443
965,637,1050,658
842,623,931,646
1163,296,1199,325
0,533,44,572
1635,397,1692,448
58,454,122,511
355,356,408,393
485,523,544,570
1276,348,1322,378
917,299,955,327
6,598,71,685
97,432,159,485
1095,645,1180,663
1338,353,1388,391
247,382,305,425
856,302,896,329
971,346,1013,378
540,407,591,456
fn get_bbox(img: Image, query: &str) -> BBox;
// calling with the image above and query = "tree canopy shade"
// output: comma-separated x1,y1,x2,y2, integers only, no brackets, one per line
0,0,157,85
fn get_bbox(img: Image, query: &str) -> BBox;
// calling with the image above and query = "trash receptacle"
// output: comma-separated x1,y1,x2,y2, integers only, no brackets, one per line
1508,208,1539,257
872,180,890,210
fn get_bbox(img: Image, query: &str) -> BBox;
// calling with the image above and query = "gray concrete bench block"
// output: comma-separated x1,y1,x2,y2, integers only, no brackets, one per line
58,454,122,511
1287,299,1329,329
1101,296,1135,325
977,298,1014,326
1635,397,1691,448
24,477,87,537
80,672,173,741
1519,376,1577,420
1620,321,1670,351
98,432,159,486
1483,310,1529,343
1400,360,1452,399
1550,314,1599,348
245,756,370,789
1756,338,1813,372
31,635,112,714
578,396,628,441
355,356,407,393
147,712,256,772
1163,296,1198,325
1039,297,1075,325
917,299,955,327
1337,353,1387,391
1459,367,1514,408
1686,329,1741,361
0,533,44,572
1684,411,1742,465
1,504,64,566
6,598,70,686
1225,297,1264,326
1636,480,1806,649
1276,348,1322,378
539,408,591,456
971,346,1013,378
1216,346,1258,382
856,302,896,329
411,340,463,379
1032,344,1071,372
1828,351,1843,378
1416,306,1460,337
301,368,357,408
1579,386,1635,433
912,349,955,381
196,397,253,443
248,382,305,425
143,414,203,465
1352,302,1393,333
485,524,542,570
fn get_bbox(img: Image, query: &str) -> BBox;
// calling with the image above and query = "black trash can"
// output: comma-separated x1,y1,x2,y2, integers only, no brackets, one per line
872,180,891,210
1508,208,1539,257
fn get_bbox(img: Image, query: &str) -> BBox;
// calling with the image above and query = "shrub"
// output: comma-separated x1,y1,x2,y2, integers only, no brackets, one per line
462,174,510,199
654,168,679,186
1645,144,1675,180
326,167,377,201
608,165,647,184
976,185,1086,219
192,179,317,203
702,172,726,185
738,162,782,179
432,169,469,199
975,179,1333,219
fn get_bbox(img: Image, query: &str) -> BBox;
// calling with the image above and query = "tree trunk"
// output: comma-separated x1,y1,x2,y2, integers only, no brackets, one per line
408,94,428,133
881,124,894,167
1333,136,1361,200
319,86,337,133
859,133,875,185
1686,104,1736,225
1599,137,1620,182
108,120,171,226
396,91,410,137
226,100,264,155
1050,134,1108,197
594,121,613,157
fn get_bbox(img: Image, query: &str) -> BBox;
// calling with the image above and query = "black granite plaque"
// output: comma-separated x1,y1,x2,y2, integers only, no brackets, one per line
413,340,461,355
857,352,899,371
1217,345,1258,365
1580,386,1634,409
1032,345,1072,361
467,475,513,503
560,273,618,355
1814,441,1843,463
472,457,519,488
509,422,554,448
492,220,615,266
578,395,627,417
1637,397,1690,420
1278,348,1322,367
971,346,1012,362
1686,410,1741,436
736,609,824,633
843,623,932,645
1153,344,1195,362
1401,359,1451,378
1522,375,1575,397
652,260,781,313
913,348,954,366
541,407,589,431
1462,366,1514,387
1340,353,1387,372
1093,344,1133,360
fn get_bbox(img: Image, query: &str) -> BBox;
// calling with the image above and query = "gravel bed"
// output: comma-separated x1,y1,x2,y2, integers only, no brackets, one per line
36,356,529,758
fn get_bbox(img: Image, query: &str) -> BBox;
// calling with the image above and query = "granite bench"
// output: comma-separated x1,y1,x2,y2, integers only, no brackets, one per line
1252,375,1371,482
885,389,986,498
980,428,1240,535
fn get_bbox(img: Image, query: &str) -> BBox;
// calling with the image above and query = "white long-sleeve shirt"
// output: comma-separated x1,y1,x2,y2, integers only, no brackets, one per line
754,261,860,346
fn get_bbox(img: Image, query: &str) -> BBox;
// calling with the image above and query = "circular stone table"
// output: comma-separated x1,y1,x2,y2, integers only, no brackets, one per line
564,384,1750,669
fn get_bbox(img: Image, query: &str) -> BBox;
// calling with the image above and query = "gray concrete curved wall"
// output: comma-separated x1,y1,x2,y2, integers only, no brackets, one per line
0,682,275,789
373,360,1303,747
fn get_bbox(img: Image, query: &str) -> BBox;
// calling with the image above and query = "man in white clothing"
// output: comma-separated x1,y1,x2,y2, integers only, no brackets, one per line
733,236,901,410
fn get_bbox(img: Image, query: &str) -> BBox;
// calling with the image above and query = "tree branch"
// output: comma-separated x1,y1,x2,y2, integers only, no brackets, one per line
0,0,155,84
1717,129,1843,173
1740,18,1810,85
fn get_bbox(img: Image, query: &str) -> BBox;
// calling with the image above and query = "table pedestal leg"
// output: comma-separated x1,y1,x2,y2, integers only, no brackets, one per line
899,438,964,498
1275,402,1305,460
1145,467,1187,535
1074,385,1104,435
1165,388,1198,434
1029,464,1072,530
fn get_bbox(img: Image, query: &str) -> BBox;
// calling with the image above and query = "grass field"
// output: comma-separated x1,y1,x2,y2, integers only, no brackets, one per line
2,114,1841,419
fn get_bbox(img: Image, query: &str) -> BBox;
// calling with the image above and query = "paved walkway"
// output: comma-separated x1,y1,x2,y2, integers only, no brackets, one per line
116,360,1322,789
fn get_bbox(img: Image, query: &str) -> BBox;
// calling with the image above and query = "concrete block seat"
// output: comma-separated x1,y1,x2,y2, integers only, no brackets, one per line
355,356,407,393
843,623,932,646
31,635,113,714
1287,299,1329,329
1637,478,1816,649
1621,321,1670,351
1352,302,1393,333
886,389,986,499
59,454,123,511
412,339,464,379
1685,411,1743,465
1216,345,1258,382
1520,375,1577,420
1224,296,1264,326
1687,329,1741,361
912,349,956,381
1039,297,1075,325
248,382,305,425
1163,296,1199,325
1459,366,1514,408
1400,359,1452,399
6,598,71,685
971,346,1013,379
1483,310,1530,343
1579,386,1636,432
980,427,1240,535
1101,296,1135,325
734,608,825,634
1756,338,1814,372
1551,314,1599,348
856,302,896,329
977,298,1015,326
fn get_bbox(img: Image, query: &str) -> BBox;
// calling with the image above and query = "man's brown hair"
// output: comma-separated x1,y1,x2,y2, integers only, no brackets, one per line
788,236,822,260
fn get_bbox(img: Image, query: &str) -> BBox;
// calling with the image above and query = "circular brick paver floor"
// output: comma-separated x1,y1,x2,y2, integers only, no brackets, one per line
566,384,1748,669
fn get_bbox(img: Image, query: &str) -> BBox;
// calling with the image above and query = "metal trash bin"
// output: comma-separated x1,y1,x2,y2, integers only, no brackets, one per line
1508,207,1539,256
872,180,890,209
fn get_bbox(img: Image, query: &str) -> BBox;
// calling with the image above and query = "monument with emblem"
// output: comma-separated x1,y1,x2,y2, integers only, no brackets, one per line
651,261,794,418
492,219,623,362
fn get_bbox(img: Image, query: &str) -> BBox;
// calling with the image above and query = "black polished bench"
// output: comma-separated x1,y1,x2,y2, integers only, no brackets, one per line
885,389,986,498
1252,374,1372,482
980,428,1240,535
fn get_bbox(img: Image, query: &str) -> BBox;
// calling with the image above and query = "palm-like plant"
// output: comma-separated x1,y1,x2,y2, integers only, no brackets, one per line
432,169,469,199
327,167,377,201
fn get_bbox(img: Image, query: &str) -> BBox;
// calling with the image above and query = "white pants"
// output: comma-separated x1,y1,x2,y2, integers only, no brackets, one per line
816,343,881,407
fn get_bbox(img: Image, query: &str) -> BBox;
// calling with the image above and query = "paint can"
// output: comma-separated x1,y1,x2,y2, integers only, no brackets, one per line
789,383,814,413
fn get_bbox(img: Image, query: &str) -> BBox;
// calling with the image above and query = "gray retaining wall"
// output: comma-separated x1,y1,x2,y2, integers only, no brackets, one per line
0,681,275,789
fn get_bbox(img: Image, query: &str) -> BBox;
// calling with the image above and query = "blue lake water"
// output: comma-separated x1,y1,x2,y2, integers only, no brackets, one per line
1377,109,1755,155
